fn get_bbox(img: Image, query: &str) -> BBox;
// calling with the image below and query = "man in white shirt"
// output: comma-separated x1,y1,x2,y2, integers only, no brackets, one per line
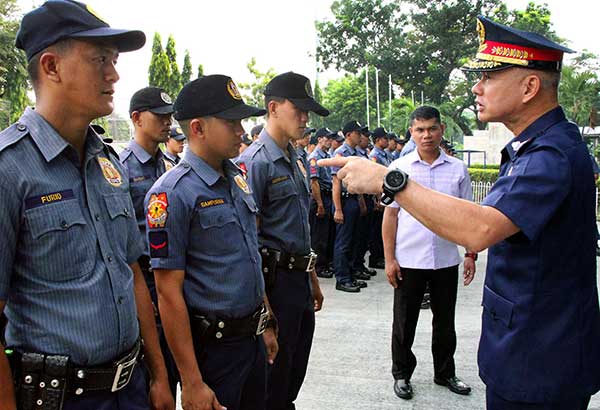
383,106,476,400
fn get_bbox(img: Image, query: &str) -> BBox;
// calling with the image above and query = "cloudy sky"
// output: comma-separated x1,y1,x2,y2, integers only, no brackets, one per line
16,0,600,118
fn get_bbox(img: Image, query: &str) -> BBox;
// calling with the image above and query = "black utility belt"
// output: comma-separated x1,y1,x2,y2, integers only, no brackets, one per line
7,338,142,407
261,248,317,272
341,192,357,199
189,304,269,343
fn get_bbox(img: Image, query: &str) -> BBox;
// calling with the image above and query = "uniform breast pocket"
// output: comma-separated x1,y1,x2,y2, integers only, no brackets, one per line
482,285,514,328
104,193,135,256
268,179,297,202
196,206,240,255
24,200,95,281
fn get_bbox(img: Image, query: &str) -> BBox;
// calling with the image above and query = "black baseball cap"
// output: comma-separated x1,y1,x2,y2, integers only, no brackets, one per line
130,87,174,116
304,127,316,136
309,135,318,145
169,126,185,141
315,127,337,139
371,127,388,140
251,124,264,137
342,120,368,135
16,1,146,61
334,132,344,143
174,75,266,121
241,133,253,145
264,72,330,117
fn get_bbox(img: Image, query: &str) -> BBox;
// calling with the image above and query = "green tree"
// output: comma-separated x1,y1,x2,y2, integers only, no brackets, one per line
309,78,326,128
0,0,30,124
237,58,277,108
165,35,181,97
559,64,600,130
197,64,204,78
181,50,193,85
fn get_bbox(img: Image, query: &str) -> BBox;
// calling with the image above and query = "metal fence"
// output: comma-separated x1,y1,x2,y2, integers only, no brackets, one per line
471,181,600,219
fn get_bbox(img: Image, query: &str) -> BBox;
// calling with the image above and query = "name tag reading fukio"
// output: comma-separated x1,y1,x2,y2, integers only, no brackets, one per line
25,190,75,209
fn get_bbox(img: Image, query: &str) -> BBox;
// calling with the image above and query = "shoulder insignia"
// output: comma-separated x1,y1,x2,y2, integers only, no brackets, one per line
147,192,169,228
164,158,174,171
297,159,307,178
98,157,123,186
234,174,251,194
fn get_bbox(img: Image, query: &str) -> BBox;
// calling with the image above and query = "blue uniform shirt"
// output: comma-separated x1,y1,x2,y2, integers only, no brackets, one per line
307,148,332,191
480,107,600,402
146,150,264,319
237,130,311,255
369,146,391,166
331,142,356,176
355,146,368,159
119,140,167,254
163,150,180,167
391,150,400,161
0,108,142,365
399,138,416,157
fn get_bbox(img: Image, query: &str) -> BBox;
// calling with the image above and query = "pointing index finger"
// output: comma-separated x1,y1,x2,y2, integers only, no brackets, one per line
317,157,351,168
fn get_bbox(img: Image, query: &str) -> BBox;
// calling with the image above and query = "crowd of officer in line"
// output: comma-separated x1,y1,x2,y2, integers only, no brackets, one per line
1,2,600,410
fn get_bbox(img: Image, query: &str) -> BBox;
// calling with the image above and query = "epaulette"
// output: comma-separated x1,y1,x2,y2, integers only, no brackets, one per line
163,162,192,190
0,123,30,153
118,146,133,161
103,141,119,158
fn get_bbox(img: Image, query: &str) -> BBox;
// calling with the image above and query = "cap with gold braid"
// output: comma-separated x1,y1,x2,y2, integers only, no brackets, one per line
461,16,574,73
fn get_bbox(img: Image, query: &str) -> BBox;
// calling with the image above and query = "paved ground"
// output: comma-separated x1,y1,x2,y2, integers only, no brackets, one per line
176,250,600,409
294,251,600,410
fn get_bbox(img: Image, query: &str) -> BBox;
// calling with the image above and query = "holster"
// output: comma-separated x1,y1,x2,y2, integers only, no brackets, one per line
260,248,280,293
11,352,68,410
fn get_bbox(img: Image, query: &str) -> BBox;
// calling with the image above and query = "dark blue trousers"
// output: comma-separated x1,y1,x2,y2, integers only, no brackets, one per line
64,364,149,410
486,388,590,410
309,194,332,273
267,269,315,410
333,196,359,284
194,336,267,410
351,197,374,271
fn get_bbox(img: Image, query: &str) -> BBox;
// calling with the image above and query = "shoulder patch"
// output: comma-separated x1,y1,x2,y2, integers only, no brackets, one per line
0,123,29,153
147,192,169,228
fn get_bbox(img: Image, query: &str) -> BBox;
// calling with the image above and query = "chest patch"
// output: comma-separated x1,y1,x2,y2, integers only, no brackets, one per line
199,198,226,208
25,190,75,210
271,175,290,185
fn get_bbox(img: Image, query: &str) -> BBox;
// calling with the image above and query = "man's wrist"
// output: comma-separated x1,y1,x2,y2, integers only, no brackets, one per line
464,252,478,261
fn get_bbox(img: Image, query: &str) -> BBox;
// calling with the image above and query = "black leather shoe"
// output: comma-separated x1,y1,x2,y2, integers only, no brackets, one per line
434,376,471,395
352,279,367,288
368,258,385,269
316,269,333,278
393,379,413,400
353,271,371,280
336,281,361,293
361,266,377,276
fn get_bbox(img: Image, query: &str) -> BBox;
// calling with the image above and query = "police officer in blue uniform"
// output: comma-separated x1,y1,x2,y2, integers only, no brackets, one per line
0,2,174,409
331,121,368,292
367,127,390,269
320,15,600,410
163,126,185,168
237,71,325,410
351,128,377,279
308,128,336,278
119,86,180,397
146,75,274,410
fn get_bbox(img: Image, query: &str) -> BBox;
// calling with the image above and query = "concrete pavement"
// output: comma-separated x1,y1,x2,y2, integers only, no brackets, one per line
295,251,600,410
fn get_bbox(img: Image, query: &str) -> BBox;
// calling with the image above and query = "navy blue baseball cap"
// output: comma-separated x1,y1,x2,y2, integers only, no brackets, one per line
315,127,337,139
169,126,185,141
16,1,146,61
130,87,174,116
264,72,330,117
461,16,574,72
342,120,368,135
371,127,388,140
174,75,266,121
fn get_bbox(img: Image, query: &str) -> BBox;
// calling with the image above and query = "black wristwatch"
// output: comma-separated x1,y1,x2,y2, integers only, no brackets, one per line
381,169,409,205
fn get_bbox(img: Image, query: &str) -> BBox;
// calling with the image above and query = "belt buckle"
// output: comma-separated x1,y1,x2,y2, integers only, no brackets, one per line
111,353,137,392
305,252,317,272
256,306,269,335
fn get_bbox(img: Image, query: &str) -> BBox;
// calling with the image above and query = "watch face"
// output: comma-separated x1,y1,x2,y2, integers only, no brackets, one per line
387,170,405,187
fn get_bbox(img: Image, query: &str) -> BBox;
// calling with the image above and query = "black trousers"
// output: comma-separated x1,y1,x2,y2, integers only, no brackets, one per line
368,210,384,262
391,265,458,381
351,198,374,271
